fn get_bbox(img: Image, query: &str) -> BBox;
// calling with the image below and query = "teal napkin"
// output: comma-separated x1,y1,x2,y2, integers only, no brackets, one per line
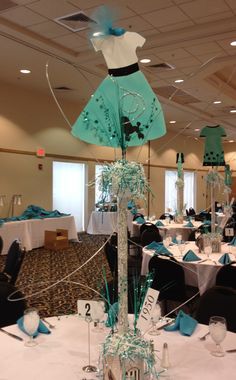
183,221,194,227
182,250,201,262
155,220,164,227
228,236,236,246
218,253,232,265
154,245,173,256
135,216,145,224
146,241,162,250
17,317,51,337
164,310,197,336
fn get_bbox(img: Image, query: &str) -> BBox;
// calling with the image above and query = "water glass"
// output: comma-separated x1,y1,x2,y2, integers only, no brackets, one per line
204,245,212,258
209,316,227,357
149,304,161,336
23,308,40,347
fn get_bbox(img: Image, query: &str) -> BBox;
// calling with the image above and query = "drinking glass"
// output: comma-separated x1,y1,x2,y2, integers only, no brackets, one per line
149,303,161,335
204,245,212,258
23,308,40,347
92,302,105,332
209,316,227,357
176,234,182,245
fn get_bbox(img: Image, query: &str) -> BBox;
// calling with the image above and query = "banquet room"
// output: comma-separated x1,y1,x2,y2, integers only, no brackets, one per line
0,0,236,379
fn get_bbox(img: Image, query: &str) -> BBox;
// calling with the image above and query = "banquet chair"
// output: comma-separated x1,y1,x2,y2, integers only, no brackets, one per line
0,274,27,328
2,240,25,285
140,228,162,247
148,255,197,315
195,286,236,332
140,222,158,236
132,213,145,221
159,213,174,220
0,236,3,254
188,230,196,241
188,207,196,216
104,240,118,278
215,263,236,290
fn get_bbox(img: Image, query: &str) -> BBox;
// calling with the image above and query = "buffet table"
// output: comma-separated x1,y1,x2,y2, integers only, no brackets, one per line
1,314,236,380
0,216,78,255
142,242,234,295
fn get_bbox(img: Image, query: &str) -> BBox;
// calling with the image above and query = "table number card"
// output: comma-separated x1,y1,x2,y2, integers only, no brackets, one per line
137,287,159,332
225,228,234,237
77,299,105,321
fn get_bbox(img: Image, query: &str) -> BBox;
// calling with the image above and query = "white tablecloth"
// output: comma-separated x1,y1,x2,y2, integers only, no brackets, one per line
0,216,78,255
1,314,236,380
132,219,202,240
142,242,234,294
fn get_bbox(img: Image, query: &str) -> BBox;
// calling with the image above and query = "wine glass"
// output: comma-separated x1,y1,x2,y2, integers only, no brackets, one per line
176,234,182,245
92,301,105,332
204,245,212,258
149,303,161,335
209,316,227,357
23,308,40,347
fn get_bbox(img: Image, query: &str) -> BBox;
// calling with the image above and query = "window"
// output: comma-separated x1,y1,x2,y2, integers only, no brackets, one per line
165,170,196,213
53,161,85,231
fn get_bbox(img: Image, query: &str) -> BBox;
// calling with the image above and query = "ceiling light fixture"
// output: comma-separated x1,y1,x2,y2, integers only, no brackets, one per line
169,120,176,124
230,109,236,113
174,79,184,83
213,100,221,104
20,69,31,74
140,58,151,63
194,128,200,131
229,140,234,142
230,41,236,46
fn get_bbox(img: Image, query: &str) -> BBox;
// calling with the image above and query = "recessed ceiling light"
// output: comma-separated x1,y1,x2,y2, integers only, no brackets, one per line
169,120,176,124
20,69,31,74
140,58,151,63
229,140,234,142
230,41,236,46
230,109,236,113
194,128,200,131
194,137,198,141
174,79,184,83
213,100,221,104
93,32,103,37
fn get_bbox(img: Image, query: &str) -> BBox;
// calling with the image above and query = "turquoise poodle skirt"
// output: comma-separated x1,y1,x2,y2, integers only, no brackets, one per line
72,70,166,149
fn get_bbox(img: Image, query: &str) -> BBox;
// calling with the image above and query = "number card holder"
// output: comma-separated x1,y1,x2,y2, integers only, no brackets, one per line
77,300,105,321
136,288,159,333
225,228,234,237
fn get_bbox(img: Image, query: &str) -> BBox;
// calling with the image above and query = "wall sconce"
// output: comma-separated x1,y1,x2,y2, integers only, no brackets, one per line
11,194,22,216
0,195,6,207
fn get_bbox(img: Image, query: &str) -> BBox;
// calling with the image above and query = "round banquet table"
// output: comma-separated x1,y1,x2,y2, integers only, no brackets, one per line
142,242,235,295
1,314,236,380
132,219,202,240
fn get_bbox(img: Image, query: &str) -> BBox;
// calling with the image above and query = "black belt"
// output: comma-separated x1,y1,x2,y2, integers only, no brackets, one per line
108,62,139,77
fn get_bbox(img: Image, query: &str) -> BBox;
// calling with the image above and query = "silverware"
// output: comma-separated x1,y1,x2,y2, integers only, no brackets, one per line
198,331,210,341
226,349,236,353
0,328,23,341
199,259,208,263
42,318,55,329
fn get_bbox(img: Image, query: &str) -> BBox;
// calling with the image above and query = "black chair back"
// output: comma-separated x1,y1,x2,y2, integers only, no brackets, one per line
0,281,26,328
140,222,158,236
215,263,236,290
133,213,144,221
3,240,25,285
140,229,162,246
188,208,196,216
104,241,118,277
159,213,174,220
149,255,186,302
195,286,236,332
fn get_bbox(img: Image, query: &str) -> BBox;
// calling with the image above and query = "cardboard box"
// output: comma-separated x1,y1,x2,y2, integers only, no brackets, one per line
44,229,69,250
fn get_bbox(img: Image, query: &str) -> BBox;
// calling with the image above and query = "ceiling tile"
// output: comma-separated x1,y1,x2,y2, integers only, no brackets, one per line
52,33,88,48
197,52,227,63
224,0,236,10
156,69,184,79
159,20,194,32
14,0,38,4
173,0,194,3
28,20,69,38
179,0,230,19
118,16,153,32
173,56,201,68
128,0,174,14
155,48,192,61
195,11,234,24
141,29,160,37
68,0,107,9
185,42,224,55
27,0,79,18
1,6,45,26
142,6,190,28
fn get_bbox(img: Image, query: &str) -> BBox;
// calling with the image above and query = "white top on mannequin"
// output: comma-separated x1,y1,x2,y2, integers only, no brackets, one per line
91,31,145,69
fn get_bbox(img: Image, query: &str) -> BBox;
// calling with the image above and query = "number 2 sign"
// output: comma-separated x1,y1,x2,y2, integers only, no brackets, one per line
77,299,105,321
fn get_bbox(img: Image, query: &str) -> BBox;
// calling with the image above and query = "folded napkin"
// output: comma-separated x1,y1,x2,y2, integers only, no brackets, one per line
135,216,145,224
146,241,162,250
155,220,164,227
182,250,201,262
218,253,232,265
164,310,197,336
17,317,51,337
183,221,194,228
154,245,173,256
228,236,236,246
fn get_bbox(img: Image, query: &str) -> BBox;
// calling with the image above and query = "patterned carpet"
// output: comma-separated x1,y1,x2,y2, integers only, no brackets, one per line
0,234,114,318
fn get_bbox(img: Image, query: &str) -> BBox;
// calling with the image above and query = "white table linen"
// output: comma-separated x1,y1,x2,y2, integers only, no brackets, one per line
142,242,234,294
132,219,202,240
1,314,236,380
0,216,78,255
